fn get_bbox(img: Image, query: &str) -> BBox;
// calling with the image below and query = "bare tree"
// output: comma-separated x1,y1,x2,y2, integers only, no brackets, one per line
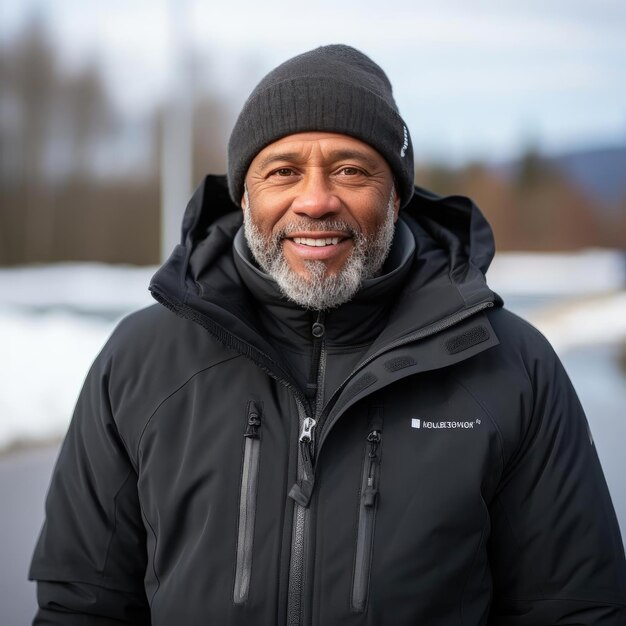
63,60,115,179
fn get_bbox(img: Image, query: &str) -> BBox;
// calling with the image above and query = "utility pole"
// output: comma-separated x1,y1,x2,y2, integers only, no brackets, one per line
160,0,193,261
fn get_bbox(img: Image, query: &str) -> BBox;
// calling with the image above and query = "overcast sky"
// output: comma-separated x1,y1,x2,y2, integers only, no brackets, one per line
2,0,625,164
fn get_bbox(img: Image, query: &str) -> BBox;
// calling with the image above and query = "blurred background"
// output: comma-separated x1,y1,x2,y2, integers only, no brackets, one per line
1,0,625,623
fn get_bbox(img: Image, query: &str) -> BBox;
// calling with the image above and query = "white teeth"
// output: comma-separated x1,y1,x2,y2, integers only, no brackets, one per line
293,237,341,247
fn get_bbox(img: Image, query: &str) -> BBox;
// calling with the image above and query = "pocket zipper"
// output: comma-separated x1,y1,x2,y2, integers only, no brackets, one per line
352,410,383,612
233,401,262,605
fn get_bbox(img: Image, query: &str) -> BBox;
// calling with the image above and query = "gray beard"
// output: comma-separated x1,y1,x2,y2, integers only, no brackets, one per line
242,191,396,310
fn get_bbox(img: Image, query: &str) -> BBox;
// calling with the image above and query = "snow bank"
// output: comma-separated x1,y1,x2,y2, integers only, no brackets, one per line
1,309,116,449
527,292,626,353
487,249,625,295
0,263,154,450
0,263,156,314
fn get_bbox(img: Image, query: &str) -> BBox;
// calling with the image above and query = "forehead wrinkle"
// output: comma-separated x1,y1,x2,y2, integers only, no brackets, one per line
324,149,381,171
255,151,307,171
254,147,383,173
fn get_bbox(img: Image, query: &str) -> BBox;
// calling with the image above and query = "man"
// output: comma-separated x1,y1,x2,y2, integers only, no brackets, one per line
30,45,626,625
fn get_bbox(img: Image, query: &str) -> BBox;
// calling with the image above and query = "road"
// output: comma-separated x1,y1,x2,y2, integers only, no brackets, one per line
0,444,60,626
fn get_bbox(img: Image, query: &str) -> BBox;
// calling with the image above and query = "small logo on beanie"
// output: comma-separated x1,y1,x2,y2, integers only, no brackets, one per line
400,126,409,158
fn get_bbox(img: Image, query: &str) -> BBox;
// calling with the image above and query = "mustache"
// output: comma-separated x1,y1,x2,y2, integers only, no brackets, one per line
276,219,359,239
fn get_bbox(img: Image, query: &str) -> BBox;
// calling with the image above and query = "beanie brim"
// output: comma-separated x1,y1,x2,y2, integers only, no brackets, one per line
227,45,414,208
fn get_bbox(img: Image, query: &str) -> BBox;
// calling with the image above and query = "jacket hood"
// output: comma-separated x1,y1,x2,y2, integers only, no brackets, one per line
170,174,496,282
149,175,501,383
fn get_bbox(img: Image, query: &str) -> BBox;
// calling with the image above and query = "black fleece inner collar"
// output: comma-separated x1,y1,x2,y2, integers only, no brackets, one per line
233,219,416,348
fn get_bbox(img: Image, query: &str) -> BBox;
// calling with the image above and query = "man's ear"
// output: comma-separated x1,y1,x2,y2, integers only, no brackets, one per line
392,187,401,221
241,185,249,210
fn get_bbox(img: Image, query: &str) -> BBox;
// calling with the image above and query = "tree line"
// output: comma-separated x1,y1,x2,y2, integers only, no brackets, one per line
0,17,623,266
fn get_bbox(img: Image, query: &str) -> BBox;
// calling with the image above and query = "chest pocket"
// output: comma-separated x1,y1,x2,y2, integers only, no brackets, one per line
352,406,384,612
233,400,263,605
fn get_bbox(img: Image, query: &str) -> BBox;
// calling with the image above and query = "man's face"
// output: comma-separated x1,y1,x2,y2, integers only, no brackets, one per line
242,132,400,309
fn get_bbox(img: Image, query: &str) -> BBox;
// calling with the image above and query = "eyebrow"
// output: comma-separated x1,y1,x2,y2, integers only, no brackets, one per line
255,149,382,172
256,152,304,171
330,150,381,170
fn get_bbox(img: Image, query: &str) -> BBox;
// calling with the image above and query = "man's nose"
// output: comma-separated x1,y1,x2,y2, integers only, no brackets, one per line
290,172,342,219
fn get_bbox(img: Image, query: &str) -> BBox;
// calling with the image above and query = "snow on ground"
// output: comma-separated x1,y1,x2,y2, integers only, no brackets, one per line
0,263,156,313
487,248,626,296
1,309,113,448
526,292,626,353
2,264,156,451
1,253,625,452
488,248,626,352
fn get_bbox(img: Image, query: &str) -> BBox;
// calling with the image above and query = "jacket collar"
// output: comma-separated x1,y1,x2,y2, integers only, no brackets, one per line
232,220,415,348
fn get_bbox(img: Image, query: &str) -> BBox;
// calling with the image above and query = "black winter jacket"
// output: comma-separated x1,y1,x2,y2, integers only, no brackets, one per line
30,176,626,625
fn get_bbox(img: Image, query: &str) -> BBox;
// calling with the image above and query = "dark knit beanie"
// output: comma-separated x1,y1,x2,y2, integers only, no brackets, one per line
227,44,414,208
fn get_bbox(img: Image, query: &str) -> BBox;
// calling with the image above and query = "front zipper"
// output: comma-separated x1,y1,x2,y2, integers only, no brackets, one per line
233,401,263,605
288,311,326,509
287,313,326,626
352,410,384,612
287,399,313,626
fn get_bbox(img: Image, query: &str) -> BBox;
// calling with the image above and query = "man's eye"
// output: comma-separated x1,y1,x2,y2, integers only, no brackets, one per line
338,167,363,176
273,168,294,177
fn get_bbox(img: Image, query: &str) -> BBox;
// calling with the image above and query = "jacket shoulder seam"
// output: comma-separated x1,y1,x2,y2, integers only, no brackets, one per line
101,467,135,578
491,494,548,600
135,353,242,459
451,375,506,479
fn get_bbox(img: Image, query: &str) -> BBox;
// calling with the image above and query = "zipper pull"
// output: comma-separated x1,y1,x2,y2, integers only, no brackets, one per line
363,429,381,507
299,417,316,443
299,417,316,484
289,478,314,508
367,429,381,457
289,418,317,508
244,403,262,438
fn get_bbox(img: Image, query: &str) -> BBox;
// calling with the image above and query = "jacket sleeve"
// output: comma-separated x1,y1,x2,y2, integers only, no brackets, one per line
29,344,151,625
488,333,626,625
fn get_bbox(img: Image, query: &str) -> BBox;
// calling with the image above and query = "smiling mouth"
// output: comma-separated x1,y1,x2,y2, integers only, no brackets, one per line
291,236,342,247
